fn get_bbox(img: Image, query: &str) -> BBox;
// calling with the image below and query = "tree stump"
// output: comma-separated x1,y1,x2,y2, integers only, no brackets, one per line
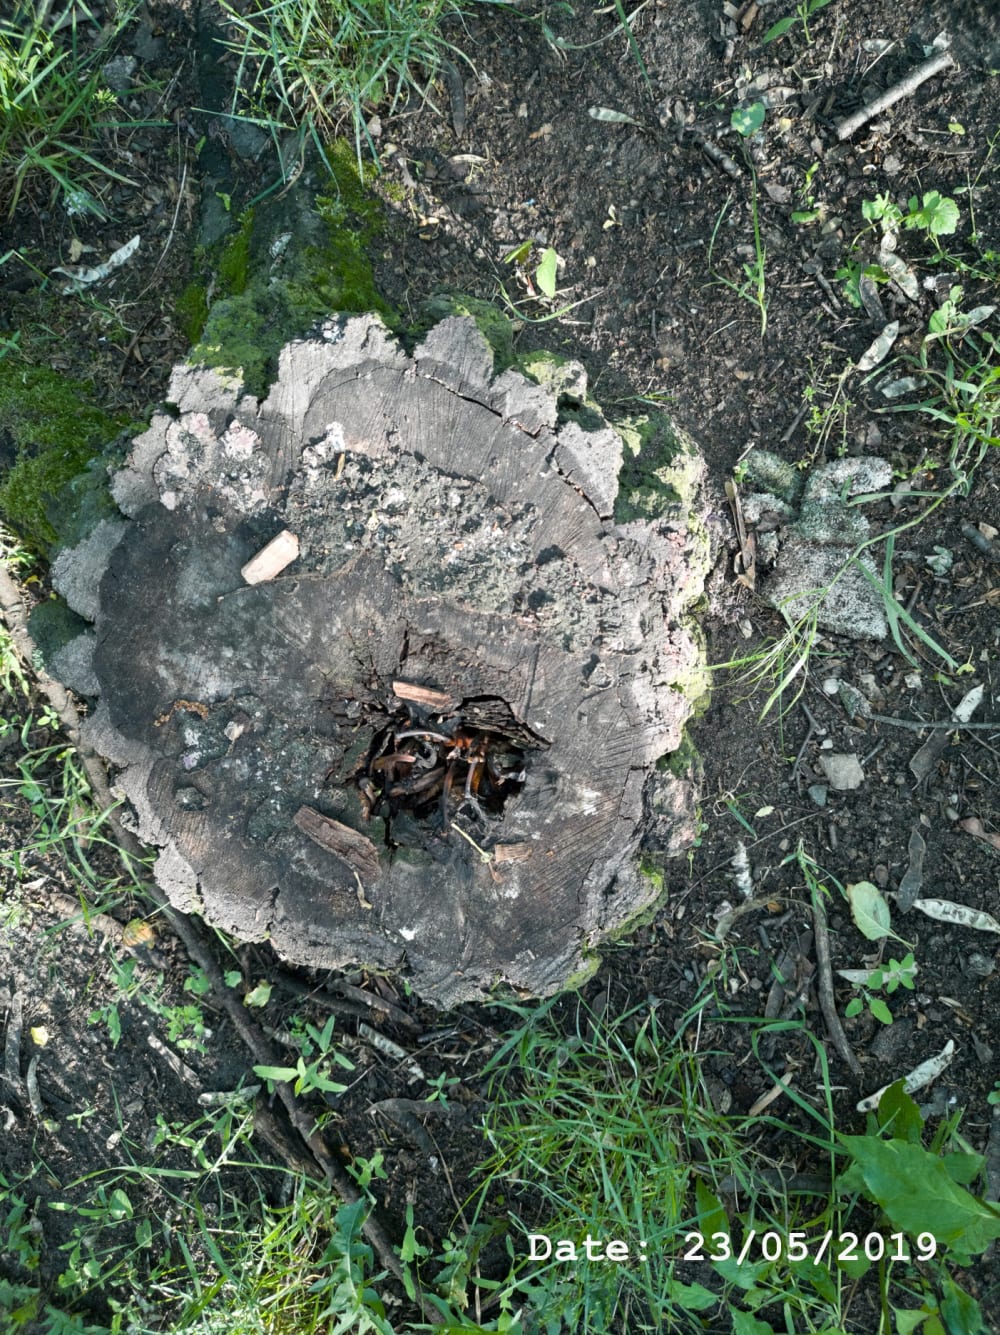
66,314,707,1005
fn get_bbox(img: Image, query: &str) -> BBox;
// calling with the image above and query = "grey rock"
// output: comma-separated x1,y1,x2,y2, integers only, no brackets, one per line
101,55,136,93
766,540,888,640
749,453,893,641
819,753,865,790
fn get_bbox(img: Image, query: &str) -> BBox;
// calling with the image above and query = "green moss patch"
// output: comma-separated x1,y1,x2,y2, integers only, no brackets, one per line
614,411,702,524
189,145,395,400
0,362,127,554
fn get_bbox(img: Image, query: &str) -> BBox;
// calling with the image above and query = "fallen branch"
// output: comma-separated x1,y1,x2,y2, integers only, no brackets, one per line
869,712,1000,732
836,50,955,141
810,890,863,1077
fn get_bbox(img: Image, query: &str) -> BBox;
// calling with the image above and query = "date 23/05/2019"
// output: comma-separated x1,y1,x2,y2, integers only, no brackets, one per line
526,1230,938,1266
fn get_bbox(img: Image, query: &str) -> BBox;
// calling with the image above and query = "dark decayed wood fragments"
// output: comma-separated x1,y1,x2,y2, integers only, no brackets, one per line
56,314,707,1004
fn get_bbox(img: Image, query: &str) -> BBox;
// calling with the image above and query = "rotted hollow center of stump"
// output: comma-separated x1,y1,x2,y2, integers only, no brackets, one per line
346,682,549,841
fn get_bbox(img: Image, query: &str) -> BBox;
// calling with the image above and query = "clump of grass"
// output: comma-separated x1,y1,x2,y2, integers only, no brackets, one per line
0,3,136,218
215,0,493,166
474,993,856,1333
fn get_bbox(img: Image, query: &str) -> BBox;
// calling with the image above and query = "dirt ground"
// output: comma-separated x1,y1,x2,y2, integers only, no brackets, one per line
2,0,999,1330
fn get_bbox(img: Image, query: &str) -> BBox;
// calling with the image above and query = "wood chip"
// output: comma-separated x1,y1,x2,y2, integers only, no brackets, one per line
493,842,534,863
391,680,458,711
294,806,381,885
241,529,300,584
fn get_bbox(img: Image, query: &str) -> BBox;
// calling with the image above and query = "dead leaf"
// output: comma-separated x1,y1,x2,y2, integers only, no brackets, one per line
855,320,899,372
856,1039,955,1112
588,106,641,126
957,817,1000,853
913,897,1000,934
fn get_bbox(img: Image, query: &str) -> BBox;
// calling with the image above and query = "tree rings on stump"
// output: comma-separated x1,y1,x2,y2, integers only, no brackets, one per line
66,314,708,1005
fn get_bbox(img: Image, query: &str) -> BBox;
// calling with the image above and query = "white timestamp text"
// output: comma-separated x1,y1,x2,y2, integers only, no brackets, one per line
526,1231,938,1265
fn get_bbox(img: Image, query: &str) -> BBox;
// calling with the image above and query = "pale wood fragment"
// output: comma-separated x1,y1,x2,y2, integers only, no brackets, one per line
293,805,382,886
391,681,459,711
836,50,955,141
241,529,300,584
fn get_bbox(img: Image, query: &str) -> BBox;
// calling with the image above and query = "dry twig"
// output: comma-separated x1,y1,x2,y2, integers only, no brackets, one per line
836,50,955,141
810,890,862,1076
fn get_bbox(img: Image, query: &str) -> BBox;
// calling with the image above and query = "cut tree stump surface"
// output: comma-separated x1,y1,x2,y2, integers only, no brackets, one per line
63,314,707,1004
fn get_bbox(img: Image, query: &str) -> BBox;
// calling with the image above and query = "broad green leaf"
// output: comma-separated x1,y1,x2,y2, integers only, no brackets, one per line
875,1081,924,1143
846,880,891,940
503,239,531,265
731,102,765,137
695,1179,728,1236
893,1309,931,1335
869,996,893,1024
713,1254,768,1290
939,1274,988,1335
666,1278,716,1311
907,191,960,236
535,247,559,298
837,1135,1000,1254
253,1063,297,1083
762,14,796,42
244,980,272,1007
731,1312,775,1335
941,1150,985,1186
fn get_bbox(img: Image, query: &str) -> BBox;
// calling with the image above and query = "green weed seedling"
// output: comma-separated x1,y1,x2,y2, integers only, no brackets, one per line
254,1013,355,1097
838,189,961,307
762,0,834,46
861,189,960,244
497,240,597,324
87,956,213,1054
843,953,917,1025
709,172,768,338
791,160,823,224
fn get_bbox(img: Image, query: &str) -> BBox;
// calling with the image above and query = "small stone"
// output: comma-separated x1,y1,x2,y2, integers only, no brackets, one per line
837,680,872,719
965,953,995,979
808,784,828,808
822,677,840,695
101,54,137,92
819,753,864,790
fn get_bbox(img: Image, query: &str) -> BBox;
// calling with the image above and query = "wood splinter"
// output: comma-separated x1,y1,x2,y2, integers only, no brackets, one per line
294,806,381,886
391,680,459,711
241,529,300,585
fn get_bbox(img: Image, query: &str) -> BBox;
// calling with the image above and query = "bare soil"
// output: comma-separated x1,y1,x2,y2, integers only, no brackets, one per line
1,0,999,1330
